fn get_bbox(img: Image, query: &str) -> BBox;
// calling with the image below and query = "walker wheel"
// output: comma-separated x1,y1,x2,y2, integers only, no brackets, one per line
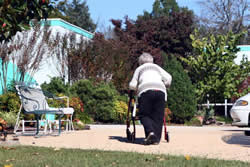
126,129,132,142
131,132,135,143
165,132,170,142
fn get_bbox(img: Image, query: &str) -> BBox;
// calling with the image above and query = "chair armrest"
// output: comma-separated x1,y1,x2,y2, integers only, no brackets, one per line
28,109,64,115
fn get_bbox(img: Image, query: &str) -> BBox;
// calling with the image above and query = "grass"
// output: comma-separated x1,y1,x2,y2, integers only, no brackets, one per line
0,146,249,167
215,116,233,124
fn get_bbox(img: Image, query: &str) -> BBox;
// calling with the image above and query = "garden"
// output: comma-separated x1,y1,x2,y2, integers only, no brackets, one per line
0,0,250,165
0,0,249,137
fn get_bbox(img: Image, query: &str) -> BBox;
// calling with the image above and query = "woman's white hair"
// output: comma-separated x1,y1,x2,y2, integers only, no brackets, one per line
138,52,154,65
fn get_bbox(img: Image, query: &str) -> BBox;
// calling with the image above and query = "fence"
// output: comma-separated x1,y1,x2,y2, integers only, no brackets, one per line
198,99,234,117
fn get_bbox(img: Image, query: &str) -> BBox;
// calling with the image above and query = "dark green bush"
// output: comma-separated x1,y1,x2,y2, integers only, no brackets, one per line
163,55,197,124
41,77,70,96
71,79,120,123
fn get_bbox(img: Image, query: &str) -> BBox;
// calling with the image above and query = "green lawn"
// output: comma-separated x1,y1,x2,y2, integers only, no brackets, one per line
0,146,249,167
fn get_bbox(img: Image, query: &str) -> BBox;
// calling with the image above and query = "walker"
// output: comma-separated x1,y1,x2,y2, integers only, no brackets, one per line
126,94,169,143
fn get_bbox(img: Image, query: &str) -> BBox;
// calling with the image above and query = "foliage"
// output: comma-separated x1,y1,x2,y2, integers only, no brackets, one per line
69,97,84,113
45,92,91,123
0,0,54,42
215,115,233,124
113,100,128,123
74,112,93,124
69,33,130,92
71,79,121,123
165,107,172,123
184,117,202,126
151,0,179,17
136,11,194,59
182,30,250,103
0,111,17,128
65,2,195,92
135,0,195,60
73,119,89,130
0,92,20,113
56,0,96,32
111,18,162,69
41,77,70,96
41,78,91,123
69,97,92,124
164,55,197,124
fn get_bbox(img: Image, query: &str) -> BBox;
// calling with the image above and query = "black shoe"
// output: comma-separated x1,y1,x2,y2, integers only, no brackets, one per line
144,132,158,145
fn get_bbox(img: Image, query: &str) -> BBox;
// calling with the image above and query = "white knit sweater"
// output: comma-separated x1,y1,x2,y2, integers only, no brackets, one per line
129,63,172,101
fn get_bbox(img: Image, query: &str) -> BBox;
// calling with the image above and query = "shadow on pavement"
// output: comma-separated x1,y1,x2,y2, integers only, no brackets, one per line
109,136,145,145
222,129,246,132
222,133,250,147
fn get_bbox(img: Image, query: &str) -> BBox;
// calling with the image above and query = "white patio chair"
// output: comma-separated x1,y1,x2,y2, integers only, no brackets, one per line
14,82,74,136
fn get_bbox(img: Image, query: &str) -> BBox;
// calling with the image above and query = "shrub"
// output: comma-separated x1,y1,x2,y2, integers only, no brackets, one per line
69,97,93,124
46,93,92,123
184,117,202,126
113,100,128,123
0,92,20,114
163,55,197,124
41,77,70,96
71,79,121,123
0,111,17,128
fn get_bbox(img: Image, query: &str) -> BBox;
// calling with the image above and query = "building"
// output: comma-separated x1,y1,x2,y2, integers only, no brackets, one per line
0,18,94,94
235,45,250,65
33,18,94,85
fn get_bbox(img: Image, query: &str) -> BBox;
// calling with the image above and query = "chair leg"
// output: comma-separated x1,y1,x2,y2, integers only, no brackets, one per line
58,116,61,135
70,115,74,131
44,120,48,134
49,120,52,133
14,104,22,134
35,115,40,135
22,120,25,133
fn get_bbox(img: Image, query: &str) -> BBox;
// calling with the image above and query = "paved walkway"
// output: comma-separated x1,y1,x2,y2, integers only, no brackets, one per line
2,125,250,162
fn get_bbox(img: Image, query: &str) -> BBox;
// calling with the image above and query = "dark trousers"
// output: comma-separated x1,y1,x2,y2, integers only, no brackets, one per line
138,90,165,142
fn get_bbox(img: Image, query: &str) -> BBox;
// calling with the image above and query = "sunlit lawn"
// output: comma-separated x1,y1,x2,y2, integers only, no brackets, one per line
0,146,249,167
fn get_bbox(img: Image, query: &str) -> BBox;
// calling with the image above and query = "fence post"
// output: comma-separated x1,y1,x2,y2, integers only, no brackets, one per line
225,99,228,117
207,94,210,109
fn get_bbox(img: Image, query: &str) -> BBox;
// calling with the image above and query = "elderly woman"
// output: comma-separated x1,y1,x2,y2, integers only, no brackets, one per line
129,53,172,145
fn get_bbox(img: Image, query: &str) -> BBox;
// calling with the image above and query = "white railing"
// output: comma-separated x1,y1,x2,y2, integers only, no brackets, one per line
198,99,234,117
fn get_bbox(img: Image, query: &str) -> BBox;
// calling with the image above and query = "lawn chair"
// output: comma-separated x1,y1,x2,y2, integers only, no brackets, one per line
44,96,74,133
14,82,74,136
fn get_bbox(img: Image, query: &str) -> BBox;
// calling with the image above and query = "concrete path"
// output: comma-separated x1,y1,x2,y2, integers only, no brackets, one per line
2,125,250,162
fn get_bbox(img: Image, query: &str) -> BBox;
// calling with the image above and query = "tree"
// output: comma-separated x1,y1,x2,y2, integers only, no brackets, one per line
198,0,249,43
152,0,179,17
67,33,131,92
56,0,96,32
182,30,250,103
41,77,70,95
136,11,194,59
105,1,194,90
0,0,53,42
163,54,197,123
135,0,195,59
111,18,162,79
